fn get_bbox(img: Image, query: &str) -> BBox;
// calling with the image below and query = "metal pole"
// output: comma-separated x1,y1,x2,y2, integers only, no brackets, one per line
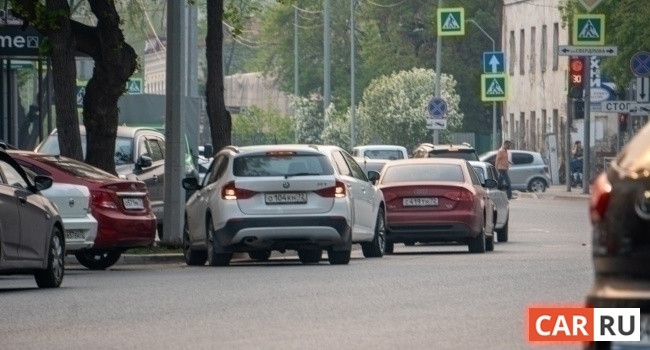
294,6,299,143
583,57,591,193
433,0,443,144
350,0,356,148
323,0,331,127
566,99,573,192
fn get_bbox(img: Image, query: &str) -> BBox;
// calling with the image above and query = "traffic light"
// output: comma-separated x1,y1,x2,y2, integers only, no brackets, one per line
573,100,585,120
568,56,585,99
619,113,628,132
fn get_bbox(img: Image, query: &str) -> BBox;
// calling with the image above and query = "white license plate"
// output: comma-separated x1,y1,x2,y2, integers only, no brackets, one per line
265,192,307,204
611,315,650,349
403,197,438,207
123,197,144,210
65,231,85,240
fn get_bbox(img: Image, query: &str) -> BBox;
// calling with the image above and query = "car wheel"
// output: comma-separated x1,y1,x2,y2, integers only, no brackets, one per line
205,216,232,267
468,228,486,253
34,226,65,288
75,249,122,270
327,248,351,265
485,234,495,252
298,249,322,264
361,208,385,258
527,178,547,193
248,250,272,261
157,224,164,240
496,218,509,242
385,242,394,254
183,218,206,266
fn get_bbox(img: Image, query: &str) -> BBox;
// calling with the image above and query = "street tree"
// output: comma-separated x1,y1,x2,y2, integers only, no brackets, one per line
356,68,463,151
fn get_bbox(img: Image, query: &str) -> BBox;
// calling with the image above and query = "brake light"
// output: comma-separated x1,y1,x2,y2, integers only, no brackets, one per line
590,173,611,224
221,181,256,200
315,180,347,198
381,190,397,202
90,190,118,210
443,189,473,203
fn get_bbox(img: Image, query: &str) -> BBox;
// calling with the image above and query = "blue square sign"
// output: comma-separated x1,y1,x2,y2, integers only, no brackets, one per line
483,51,505,74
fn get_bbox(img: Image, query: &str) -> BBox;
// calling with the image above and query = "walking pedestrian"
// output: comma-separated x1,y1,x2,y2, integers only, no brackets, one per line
495,140,513,199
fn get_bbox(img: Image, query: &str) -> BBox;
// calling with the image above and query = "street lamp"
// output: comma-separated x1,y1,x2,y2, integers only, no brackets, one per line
466,19,498,150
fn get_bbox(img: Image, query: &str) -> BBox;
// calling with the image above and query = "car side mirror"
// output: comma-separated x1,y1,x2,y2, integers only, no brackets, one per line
367,170,380,183
136,155,153,169
182,177,200,191
33,175,53,191
484,178,498,189
203,144,214,158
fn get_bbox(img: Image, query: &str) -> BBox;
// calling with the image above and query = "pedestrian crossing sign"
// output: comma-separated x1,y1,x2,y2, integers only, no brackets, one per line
573,14,605,46
481,74,507,102
437,8,465,36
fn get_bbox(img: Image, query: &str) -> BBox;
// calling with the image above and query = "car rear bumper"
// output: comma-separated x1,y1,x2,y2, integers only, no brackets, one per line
587,277,650,310
385,210,482,243
92,211,157,249
62,214,98,252
214,216,351,250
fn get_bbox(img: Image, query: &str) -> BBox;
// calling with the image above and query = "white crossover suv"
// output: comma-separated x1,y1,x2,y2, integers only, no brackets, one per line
181,144,386,266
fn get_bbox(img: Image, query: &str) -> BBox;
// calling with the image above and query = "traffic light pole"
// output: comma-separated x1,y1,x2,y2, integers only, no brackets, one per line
582,58,591,193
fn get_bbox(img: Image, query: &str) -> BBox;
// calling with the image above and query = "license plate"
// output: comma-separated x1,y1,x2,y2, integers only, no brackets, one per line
611,314,650,349
403,197,438,207
65,230,85,240
265,192,307,204
123,197,144,210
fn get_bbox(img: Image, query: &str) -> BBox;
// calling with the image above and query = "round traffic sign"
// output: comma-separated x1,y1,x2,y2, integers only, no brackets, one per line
427,97,447,118
630,51,650,77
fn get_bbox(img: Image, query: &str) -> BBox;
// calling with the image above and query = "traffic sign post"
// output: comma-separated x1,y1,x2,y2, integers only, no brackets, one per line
578,0,605,12
630,51,650,78
426,118,447,130
573,14,605,46
483,51,505,74
125,78,143,94
600,100,650,113
558,45,617,57
427,97,447,118
437,8,464,36
637,77,650,103
481,74,507,102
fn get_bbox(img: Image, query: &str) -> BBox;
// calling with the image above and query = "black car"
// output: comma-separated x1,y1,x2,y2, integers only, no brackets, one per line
0,144,65,288
585,123,650,349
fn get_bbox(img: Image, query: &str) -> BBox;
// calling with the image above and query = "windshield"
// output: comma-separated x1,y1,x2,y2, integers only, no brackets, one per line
363,149,405,160
233,154,334,177
37,134,134,165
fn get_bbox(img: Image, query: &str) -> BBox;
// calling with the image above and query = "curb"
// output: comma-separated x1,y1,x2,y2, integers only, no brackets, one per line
516,192,589,201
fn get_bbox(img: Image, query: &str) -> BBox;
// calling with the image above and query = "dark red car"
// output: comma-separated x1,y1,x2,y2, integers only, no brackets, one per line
9,151,156,270
376,158,497,254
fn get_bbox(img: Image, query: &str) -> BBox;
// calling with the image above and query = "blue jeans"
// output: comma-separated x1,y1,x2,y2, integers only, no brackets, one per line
498,169,513,199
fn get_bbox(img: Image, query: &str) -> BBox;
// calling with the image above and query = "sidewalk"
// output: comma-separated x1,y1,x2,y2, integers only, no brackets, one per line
516,184,591,201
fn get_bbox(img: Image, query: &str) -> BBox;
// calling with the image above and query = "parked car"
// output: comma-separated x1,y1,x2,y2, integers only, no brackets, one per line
412,143,479,160
585,123,650,350
35,125,198,233
479,149,551,192
351,145,409,160
469,160,510,242
0,146,65,288
376,158,496,253
182,144,386,266
10,151,157,270
40,183,97,253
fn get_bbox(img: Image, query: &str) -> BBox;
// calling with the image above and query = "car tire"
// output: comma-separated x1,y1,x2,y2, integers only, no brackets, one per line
34,226,65,288
327,248,351,265
183,218,206,266
527,178,547,193
298,249,322,264
206,216,232,266
248,250,272,261
75,249,122,270
361,208,385,258
496,218,509,242
385,242,394,254
485,234,495,252
468,228,486,253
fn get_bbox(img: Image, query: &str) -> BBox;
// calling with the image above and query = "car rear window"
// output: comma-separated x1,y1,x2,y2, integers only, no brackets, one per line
428,150,479,161
34,156,119,180
233,154,334,177
37,135,134,165
363,149,405,160
381,164,464,183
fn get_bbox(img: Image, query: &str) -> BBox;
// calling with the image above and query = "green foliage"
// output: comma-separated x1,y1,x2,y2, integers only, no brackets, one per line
292,96,324,144
356,68,463,152
231,106,295,146
321,103,351,149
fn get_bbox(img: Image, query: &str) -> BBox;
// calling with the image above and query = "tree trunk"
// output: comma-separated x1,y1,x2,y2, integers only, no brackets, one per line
71,1,137,174
206,0,232,152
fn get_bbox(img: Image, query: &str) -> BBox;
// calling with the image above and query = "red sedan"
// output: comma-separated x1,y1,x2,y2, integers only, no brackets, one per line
376,158,496,253
10,151,156,269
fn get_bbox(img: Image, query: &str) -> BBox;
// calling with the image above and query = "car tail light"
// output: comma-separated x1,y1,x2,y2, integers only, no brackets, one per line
221,181,257,200
314,180,346,198
90,190,118,210
381,190,397,202
443,189,473,203
590,173,611,224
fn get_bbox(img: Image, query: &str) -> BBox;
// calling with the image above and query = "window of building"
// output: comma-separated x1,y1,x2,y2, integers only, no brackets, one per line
530,27,536,73
552,23,559,71
541,25,547,73
509,30,516,75
520,29,525,75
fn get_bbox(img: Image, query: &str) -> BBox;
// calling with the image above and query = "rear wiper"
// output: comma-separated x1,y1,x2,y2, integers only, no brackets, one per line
285,172,320,179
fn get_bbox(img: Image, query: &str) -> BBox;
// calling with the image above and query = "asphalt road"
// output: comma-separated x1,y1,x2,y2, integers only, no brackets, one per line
0,196,592,350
